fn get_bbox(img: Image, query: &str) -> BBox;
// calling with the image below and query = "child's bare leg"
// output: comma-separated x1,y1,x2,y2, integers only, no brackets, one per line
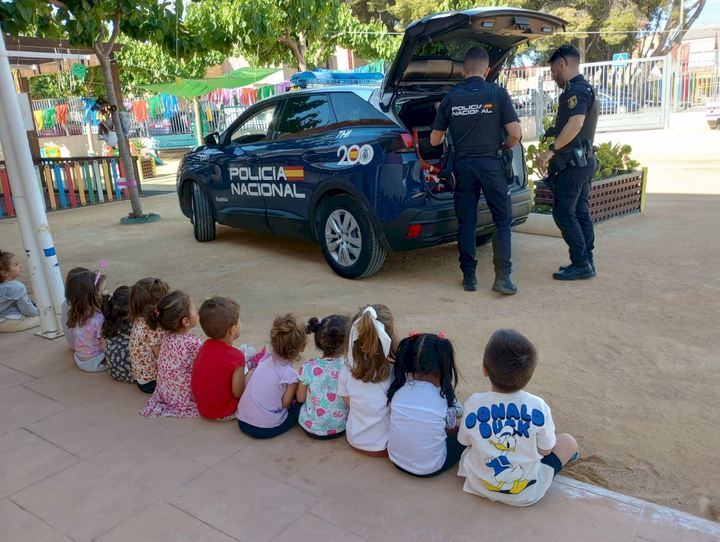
552,433,579,465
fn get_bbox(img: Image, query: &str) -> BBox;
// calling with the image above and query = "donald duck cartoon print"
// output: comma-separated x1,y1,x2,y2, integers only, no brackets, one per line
482,426,536,494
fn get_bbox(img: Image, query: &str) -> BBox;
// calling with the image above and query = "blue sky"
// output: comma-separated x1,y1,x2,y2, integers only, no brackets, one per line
695,0,720,26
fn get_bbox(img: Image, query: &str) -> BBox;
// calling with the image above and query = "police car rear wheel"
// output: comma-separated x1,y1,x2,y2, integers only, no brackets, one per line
191,182,216,242
319,195,386,279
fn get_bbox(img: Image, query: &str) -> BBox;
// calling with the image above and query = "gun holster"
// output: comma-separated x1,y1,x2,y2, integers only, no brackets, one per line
497,148,515,185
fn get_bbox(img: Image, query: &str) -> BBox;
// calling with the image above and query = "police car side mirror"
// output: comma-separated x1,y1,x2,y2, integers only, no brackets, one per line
204,132,220,147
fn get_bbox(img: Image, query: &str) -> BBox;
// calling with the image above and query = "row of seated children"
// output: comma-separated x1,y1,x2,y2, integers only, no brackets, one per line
56,265,578,507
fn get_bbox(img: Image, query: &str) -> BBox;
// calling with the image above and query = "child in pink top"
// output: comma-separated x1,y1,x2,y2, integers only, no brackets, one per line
237,313,305,439
66,270,107,372
140,291,202,418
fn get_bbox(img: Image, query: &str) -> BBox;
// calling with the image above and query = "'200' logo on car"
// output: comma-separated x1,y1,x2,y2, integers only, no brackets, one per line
337,144,374,166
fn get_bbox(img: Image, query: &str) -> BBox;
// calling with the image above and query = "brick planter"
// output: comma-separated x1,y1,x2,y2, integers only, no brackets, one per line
533,169,647,223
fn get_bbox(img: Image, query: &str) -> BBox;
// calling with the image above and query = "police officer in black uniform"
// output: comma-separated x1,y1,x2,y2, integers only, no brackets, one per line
431,47,522,294
537,45,599,281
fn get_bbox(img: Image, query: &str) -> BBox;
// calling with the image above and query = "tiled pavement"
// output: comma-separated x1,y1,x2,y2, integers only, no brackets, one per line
1,329,719,542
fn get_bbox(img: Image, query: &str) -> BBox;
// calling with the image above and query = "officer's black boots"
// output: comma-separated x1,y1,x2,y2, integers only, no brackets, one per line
559,257,595,275
492,272,517,295
462,271,477,292
553,263,595,281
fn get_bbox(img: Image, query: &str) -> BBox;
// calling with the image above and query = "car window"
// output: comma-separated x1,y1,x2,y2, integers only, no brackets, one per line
274,95,333,140
329,93,395,128
230,104,277,144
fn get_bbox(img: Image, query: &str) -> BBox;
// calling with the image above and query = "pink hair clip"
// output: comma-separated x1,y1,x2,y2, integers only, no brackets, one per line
94,259,108,286
408,329,421,337
438,331,447,340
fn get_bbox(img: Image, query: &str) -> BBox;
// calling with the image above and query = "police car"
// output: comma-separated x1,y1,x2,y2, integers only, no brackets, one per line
177,8,565,278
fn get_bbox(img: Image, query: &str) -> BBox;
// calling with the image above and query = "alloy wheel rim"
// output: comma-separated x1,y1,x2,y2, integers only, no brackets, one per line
325,209,362,267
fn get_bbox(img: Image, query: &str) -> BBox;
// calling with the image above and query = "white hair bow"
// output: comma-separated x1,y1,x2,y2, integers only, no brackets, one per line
347,306,392,367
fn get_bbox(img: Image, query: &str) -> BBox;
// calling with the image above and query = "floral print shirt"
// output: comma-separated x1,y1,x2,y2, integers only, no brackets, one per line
298,356,348,436
130,317,164,383
140,332,202,418
105,320,133,383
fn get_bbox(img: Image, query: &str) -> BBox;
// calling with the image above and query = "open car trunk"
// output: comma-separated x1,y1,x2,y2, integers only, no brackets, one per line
374,8,565,195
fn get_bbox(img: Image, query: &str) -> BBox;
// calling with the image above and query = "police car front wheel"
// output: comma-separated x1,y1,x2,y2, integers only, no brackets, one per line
318,195,386,279
190,182,216,242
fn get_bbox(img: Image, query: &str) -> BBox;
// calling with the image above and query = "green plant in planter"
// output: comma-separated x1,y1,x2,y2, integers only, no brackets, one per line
593,142,639,179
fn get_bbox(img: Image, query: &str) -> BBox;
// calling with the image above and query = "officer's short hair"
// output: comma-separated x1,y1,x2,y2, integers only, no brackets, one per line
463,47,490,74
549,45,581,65
483,329,538,393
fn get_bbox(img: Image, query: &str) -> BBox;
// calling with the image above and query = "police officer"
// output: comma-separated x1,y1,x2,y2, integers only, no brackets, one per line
537,45,599,281
430,47,522,294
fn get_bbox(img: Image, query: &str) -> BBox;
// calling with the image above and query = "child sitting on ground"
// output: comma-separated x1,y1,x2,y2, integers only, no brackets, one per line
296,315,351,439
387,332,465,477
236,313,305,439
192,296,248,421
61,267,90,347
0,250,39,333
140,291,202,417
458,329,579,506
338,304,398,456
102,286,133,383
129,277,169,394
67,270,107,372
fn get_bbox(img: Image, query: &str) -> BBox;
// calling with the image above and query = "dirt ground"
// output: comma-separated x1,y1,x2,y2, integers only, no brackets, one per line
2,113,719,520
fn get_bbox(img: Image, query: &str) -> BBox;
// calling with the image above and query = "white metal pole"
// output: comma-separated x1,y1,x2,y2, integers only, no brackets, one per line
0,29,65,329
193,97,204,146
0,130,59,336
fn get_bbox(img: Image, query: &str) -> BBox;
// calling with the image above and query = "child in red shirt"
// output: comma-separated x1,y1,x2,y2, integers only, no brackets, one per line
192,297,249,420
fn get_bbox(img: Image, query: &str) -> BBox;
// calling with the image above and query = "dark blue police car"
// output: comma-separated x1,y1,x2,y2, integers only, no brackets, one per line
177,8,565,278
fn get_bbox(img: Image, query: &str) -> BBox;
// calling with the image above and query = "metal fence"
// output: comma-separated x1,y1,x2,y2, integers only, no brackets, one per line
31,97,88,137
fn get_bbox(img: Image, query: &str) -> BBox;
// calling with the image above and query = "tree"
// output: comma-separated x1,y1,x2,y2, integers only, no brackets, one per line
187,0,396,71
0,0,202,219
115,39,226,95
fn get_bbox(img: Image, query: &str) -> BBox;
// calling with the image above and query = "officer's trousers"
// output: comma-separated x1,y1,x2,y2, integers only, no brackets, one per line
551,158,596,266
453,157,512,274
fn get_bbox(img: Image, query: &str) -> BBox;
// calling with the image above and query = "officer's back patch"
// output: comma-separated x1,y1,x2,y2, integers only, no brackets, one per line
567,95,577,109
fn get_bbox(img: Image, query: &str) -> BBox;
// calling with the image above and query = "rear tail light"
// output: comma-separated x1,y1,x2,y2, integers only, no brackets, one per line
407,224,422,238
399,132,415,150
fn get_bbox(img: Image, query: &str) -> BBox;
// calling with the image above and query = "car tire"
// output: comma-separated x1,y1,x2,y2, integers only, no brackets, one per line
191,182,216,242
476,232,494,247
318,194,386,279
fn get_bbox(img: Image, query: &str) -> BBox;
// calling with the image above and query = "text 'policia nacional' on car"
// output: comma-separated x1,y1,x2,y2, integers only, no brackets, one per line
177,8,566,279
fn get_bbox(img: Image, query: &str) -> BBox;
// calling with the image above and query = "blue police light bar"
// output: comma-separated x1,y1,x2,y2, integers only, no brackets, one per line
290,69,384,87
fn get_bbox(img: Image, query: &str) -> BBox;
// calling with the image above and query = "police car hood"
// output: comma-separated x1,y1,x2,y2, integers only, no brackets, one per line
381,8,565,98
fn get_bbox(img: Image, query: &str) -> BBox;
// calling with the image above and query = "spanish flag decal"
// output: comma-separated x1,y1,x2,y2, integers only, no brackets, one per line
284,166,304,182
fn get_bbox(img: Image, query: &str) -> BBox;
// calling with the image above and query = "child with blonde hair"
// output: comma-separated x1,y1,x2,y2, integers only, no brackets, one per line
0,250,39,333
338,304,398,456
237,313,305,439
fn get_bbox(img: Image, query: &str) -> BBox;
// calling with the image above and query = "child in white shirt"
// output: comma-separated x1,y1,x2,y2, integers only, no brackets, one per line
387,332,465,477
338,304,398,456
458,329,578,506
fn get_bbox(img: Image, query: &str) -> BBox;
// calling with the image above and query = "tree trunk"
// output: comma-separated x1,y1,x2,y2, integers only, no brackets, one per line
97,52,144,218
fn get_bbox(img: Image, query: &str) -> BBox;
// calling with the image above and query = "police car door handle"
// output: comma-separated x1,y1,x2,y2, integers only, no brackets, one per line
302,150,320,161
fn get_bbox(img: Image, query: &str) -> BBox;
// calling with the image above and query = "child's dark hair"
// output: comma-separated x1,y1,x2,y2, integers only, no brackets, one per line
483,329,538,393
65,267,90,296
146,290,193,333
387,333,459,408
0,250,15,281
199,296,240,339
347,304,398,383
67,270,105,328
102,286,131,338
271,313,307,361
129,277,169,322
306,315,350,357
